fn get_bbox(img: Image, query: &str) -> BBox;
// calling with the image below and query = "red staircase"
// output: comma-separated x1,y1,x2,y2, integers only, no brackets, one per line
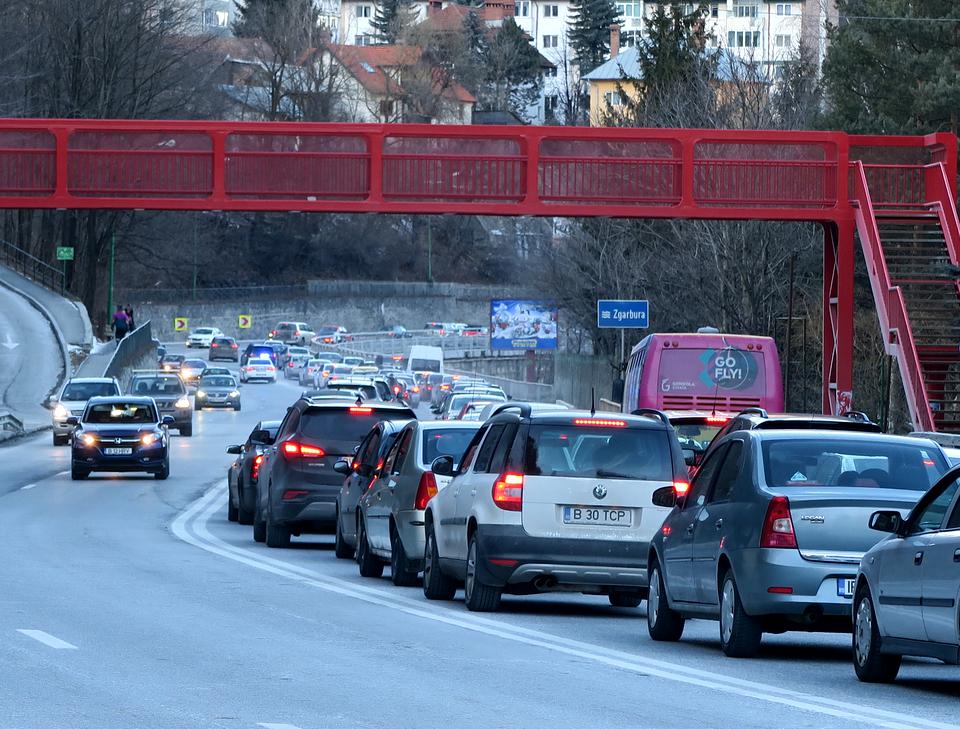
852,162,960,432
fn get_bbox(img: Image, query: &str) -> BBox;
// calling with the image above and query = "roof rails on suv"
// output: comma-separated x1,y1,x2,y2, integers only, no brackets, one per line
843,410,874,424
738,407,769,418
629,408,672,427
490,402,532,418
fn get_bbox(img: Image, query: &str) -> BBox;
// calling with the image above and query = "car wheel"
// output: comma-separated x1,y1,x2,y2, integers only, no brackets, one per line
53,433,69,446
252,501,267,543
334,509,353,559
719,571,762,657
853,586,901,683
390,525,420,587
234,404,241,412
227,492,239,522
423,525,456,600
154,459,170,481
194,403,202,412
647,562,684,641
265,509,291,548
237,481,255,526
464,532,501,612
180,424,193,437
608,592,643,608
356,518,384,578
70,466,89,481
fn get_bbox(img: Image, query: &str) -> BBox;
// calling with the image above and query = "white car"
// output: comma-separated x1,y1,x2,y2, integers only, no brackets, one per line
423,405,686,612
187,327,223,348
50,377,121,445
239,357,277,383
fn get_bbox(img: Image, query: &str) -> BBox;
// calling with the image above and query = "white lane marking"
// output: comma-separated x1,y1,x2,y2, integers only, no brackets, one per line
20,483,37,490
174,485,958,729
257,724,303,729
56,470,69,477
17,630,78,650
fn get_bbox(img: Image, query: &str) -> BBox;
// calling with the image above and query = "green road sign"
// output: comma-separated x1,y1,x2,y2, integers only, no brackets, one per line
56,247,74,261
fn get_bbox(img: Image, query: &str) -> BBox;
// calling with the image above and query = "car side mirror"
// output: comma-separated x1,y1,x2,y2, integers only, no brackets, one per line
431,455,454,476
869,510,903,535
161,415,176,427
251,429,272,445
226,445,242,455
65,416,79,426
334,460,352,475
682,448,696,467
652,486,677,508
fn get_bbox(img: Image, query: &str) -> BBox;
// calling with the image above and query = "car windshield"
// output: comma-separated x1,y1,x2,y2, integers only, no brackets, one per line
524,425,673,481
193,328,214,335
288,347,309,355
85,402,156,423
422,428,477,466
761,438,948,490
131,376,185,396
212,338,234,346
317,327,338,335
410,358,440,372
62,382,118,400
332,365,354,374
162,355,184,364
299,408,412,455
200,377,235,388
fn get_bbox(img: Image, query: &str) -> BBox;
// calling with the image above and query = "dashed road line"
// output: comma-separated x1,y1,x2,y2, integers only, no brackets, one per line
20,483,36,490
17,629,78,650
257,724,304,729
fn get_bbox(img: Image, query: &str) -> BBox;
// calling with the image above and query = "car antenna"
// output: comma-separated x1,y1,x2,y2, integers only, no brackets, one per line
590,387,596,417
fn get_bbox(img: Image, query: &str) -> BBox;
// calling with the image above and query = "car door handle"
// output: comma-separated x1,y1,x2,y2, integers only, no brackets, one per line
954,549,960,563
914,551,924,566
714,519,723,530
686,523,695,535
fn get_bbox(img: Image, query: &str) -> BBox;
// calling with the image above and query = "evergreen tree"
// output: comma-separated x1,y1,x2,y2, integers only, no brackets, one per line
371,0,419,44
567,0,621,73
483,18,544,115
821,0,960,135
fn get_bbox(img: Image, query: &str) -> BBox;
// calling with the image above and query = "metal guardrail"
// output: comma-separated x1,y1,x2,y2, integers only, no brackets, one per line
104,321,155,389
0,411,24,435
0,238,64,293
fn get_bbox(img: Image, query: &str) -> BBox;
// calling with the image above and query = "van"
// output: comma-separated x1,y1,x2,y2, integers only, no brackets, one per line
407,345,443,375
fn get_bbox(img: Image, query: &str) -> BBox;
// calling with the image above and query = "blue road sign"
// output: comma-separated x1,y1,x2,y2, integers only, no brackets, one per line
597,299,649,329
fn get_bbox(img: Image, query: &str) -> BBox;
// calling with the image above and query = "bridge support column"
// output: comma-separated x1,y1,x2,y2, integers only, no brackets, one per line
823,220,856,415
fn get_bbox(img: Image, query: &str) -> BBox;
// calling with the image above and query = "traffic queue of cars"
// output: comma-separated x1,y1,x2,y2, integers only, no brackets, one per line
224,383,960,683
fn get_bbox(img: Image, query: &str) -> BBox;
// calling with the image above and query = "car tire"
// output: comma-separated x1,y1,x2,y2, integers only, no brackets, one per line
70,466,89,481
719,571,762,658
154,459,170,481
609,592,643,608
253,502,267,543
194,403,202,412
53,433,69,446
334,510,353,560
356,518,384,578
423,525,456,600
180,424,193,437
464,532,501,612
237,483,255,526
647,562,685,641
390,525,420,587
227,494,239,522
265,510,291,548
234,404,241,412
853,585,901,683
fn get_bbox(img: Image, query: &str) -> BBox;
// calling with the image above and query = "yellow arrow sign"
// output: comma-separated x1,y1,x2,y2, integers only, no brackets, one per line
238,314,252,329
174,317,188,332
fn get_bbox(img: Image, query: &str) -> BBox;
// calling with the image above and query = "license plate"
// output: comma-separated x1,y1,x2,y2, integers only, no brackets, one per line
563,506,633,527
837,577,856,598
104,447,132,455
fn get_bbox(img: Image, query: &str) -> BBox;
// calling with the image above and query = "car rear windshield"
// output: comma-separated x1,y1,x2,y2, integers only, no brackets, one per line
212,338,234,345
422,428,477,467
247,348,274,359
332,365,354,374
62,382,118,400
194,328,214,335
317,327,338,335
410,358,441,372
523,425,674,480
300,408,414,455
183,360,206,368
131,376,185,396
85,402,156,423
328,383,377,400
761,438,949,490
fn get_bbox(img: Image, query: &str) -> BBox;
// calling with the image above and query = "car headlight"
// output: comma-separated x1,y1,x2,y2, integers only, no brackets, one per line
229,390,240,398
175,397,190,409
141,432,160,446
81,433,96,447
54,403,68,420
196,390,206,398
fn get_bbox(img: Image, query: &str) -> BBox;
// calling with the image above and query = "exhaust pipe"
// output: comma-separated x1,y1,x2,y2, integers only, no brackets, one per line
534,575,557,591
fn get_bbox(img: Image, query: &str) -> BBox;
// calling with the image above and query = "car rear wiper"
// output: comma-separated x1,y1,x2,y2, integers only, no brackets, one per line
595,469,634,479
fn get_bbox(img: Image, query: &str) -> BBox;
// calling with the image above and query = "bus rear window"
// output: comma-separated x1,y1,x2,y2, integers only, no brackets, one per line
523,425,673,481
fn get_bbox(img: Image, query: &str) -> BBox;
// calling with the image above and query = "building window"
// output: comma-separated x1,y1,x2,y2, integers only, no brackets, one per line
711,2,719,17
604,90,622,107
544,66,558,77
515,1,530,16
775,33,791,48
621,30,639,47
355,34,374,45
545,95,559,119
616,1,640,17
543,4,559,16
357,4,372,17
776,3,792,14
733,1,758,18
543,34,559,48
727,30,760,47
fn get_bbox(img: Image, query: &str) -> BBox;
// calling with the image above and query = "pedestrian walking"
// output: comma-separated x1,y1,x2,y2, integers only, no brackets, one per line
111,305,130,341
125,305,136,330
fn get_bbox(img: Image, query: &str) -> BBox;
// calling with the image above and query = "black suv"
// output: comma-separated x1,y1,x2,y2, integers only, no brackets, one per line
254,399,417,547
699,408,881,463
128,370,193,436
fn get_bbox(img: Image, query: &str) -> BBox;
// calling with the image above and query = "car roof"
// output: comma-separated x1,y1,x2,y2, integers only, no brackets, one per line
489,404,672,429
416,420,483,431
299,400,415,413
746,430,940,448
87,395,155,404
65,377,116,384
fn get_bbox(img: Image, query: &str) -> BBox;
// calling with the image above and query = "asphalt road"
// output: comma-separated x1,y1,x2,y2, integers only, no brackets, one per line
1,344,957,729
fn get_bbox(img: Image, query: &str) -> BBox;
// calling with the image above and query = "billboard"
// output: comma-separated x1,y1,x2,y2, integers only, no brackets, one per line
490,300,558,350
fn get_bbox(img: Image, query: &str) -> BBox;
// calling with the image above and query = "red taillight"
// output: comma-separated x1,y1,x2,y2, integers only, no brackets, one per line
281,441,325,458
767,586,794,594
288,362,295,367
572,418,627,427
415,471,438,510
492,473,523,511
393,385,401,394
412,386,420,393
231,343,238,349
760,496,797,548
673,480,690,496
282,489,309,501
706,416,729,424
211,343,219,348
350,406,373,414
252,454,264,480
